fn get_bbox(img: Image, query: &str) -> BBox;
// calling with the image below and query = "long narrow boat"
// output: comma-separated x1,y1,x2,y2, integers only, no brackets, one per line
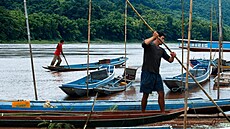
0,108,185,127
59,65,115,97
94,67,138,95
42,56,128,72
163,59,211,92
1,98,230,114
178,39,230,52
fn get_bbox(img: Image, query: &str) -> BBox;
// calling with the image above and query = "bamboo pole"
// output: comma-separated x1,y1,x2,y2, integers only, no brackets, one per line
217,0,223,99
86,0,92,97
183,0,193,128
209,4,213,84
126,0,230,122
23,0,38,100
124,0,127,90
180,0,185,90
83,92,98,129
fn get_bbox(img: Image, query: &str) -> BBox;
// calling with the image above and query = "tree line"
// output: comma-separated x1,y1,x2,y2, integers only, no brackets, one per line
1,0,230,43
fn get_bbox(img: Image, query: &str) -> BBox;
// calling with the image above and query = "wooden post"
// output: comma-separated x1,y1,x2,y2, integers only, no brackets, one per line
180,0,185,90
86,0,92,97
124,0,127,89
217,0,223,99
23,0,38,100
209,4,213,84
184,0,193,128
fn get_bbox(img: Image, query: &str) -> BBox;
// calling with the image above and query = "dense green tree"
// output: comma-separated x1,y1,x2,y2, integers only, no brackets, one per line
1,0,230,43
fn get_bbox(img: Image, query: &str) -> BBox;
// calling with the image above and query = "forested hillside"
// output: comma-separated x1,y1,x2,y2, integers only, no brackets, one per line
1,0,230,43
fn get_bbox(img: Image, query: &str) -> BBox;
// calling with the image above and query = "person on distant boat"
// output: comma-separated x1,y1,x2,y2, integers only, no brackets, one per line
140,31,176,113
50,40,64,67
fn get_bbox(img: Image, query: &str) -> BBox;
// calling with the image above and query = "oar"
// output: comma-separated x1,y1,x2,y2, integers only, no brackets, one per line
62,52,70,68
126,0,230,122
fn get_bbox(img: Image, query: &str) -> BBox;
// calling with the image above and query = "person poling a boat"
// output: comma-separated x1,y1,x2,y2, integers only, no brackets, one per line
140,31,176,113
50,40,65,67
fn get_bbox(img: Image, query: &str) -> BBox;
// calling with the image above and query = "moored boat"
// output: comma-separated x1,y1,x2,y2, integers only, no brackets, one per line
1,98,230,114
59,65,115,97
42,56,128,72
163,59,211,92
178,39,230,52
0,108,185,127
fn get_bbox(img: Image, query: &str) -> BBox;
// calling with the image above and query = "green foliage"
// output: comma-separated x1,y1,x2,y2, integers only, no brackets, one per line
1,0,230,42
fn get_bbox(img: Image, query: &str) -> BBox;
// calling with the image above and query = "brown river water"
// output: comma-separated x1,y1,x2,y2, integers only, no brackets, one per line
1,43,230,128
0,42,230,101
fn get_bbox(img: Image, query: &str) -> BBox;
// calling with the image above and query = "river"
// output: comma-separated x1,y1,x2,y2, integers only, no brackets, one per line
0,43,230,101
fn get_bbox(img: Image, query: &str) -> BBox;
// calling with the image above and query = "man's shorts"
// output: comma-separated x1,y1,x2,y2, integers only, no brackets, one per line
140,71,164,94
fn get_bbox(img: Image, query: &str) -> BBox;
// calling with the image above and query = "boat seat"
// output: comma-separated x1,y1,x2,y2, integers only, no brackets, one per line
189,69,206,77
123,68,137,80
90,69,108,81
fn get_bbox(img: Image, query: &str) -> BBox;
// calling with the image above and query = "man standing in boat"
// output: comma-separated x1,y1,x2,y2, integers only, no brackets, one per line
50,40,64,67
140,31,176,112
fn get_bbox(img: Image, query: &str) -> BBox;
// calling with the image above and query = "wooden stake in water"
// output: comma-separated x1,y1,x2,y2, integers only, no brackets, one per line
217,0,223,99
23,0,38,100
124,0,128,89
184,0,193,128
86,0,92,97
180,0,185,89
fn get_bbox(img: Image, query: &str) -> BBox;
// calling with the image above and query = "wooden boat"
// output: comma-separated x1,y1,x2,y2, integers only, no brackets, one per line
42,56,128,72
163,59,211,92
59,65,115,97
0,108,185,127
180,46,230,52
94,67,137,95
1,98,230,114
213,72,230,87
211,58,230,75
178,39,230,52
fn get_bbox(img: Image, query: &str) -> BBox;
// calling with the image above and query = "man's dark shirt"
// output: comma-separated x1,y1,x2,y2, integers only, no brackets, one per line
141,42,170,74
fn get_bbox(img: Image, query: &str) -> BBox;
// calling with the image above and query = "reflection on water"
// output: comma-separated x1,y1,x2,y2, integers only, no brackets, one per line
0,43,230,101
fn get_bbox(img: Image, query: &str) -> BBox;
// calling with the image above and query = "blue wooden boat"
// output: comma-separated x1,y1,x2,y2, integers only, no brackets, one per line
1,98,230,114
42,56,128,72
163,59,211,92
178,39,230,52
190,58,204,68
59,65,115,97
94,67,138,95
0,108,185,127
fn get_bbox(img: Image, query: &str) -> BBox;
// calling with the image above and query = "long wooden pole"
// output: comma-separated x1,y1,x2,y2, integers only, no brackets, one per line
209,4,213,84
184,0,193,128
83,92,98,129
86,0,92,97
126,0,230,122
23,0,38,100
217,0,223,99
124,0,127,90
180,0,185,89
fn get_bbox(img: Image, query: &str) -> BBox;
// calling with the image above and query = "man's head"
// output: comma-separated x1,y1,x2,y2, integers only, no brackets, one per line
156,31,165,45
60,40,64,44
